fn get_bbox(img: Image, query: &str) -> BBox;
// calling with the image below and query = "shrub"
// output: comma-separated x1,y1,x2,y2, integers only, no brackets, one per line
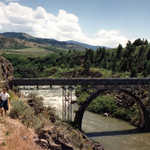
9,94,57,133
27,95,44,115
44,67,58,76
31,115,44,132
112,108,131,121
9,100,44,130
77,91,89,105
9,100,32,119
45,106,56,122
27,95,57,123
88,95,117,114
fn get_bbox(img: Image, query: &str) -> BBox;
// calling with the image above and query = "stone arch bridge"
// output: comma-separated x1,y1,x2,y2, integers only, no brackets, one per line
9,78,150,130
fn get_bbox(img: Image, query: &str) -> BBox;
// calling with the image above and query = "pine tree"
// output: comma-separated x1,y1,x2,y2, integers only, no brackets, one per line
130,66,137,77
146,48,150,60
116,44,123,59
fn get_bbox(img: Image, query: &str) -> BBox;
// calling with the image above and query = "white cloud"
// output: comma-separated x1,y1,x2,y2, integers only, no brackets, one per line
93,30,128,47
0,2,129,47
5,0,20,2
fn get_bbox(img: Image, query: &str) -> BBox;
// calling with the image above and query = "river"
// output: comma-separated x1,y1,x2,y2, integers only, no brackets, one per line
83,111,150,150
20,87,150,150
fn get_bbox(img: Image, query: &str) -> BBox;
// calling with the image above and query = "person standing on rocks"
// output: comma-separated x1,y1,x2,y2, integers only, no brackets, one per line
0,88,10,116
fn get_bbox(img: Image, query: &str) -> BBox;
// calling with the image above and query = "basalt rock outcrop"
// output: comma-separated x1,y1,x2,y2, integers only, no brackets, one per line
0,56,13,81
35,124,104,150
0,56,14,88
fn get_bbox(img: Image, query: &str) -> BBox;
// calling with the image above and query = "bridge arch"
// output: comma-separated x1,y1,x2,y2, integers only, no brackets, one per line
10,78,150,131
74,87,150,130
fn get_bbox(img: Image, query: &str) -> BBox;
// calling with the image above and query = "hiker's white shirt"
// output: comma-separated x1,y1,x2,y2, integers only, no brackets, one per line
0,92,10,101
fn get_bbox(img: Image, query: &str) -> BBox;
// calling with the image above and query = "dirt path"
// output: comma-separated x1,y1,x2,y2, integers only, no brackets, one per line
0,116,42,150
0,118,6,145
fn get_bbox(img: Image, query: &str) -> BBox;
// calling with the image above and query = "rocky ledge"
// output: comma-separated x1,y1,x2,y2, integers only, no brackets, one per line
0,56,14,88
0,56,14,81
35,123,104,150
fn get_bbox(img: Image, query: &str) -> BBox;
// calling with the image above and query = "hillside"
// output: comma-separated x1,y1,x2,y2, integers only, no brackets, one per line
0,104,104,150
0,35,43,50
0,117,42,150
0,35,67,56
0,32,86,51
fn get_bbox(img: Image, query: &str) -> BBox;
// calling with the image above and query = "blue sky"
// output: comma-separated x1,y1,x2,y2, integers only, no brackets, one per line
0,0,150,47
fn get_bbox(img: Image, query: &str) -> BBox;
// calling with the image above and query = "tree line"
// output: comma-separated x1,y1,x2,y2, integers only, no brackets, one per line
2,38,150,78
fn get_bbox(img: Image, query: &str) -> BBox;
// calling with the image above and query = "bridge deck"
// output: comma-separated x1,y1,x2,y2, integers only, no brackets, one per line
10,78,150,86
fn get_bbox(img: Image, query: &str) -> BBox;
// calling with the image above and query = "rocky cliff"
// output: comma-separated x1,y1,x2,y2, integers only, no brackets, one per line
0,56,13,81
0,56,14,88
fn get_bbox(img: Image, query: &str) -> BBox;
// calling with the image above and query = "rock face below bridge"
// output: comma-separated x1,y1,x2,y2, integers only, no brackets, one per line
0,56,14,88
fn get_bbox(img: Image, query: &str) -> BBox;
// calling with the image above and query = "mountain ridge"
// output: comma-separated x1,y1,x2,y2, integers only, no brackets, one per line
0,34,43,49
0,32,104,50
66,40,103,50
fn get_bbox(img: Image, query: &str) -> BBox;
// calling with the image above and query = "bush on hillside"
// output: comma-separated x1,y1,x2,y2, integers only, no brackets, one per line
27,94,44,115
9,100,33,119
27,94,57,122
9,100,44,130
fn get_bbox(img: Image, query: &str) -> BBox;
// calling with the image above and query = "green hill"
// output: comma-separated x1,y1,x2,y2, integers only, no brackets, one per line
0,32,86,51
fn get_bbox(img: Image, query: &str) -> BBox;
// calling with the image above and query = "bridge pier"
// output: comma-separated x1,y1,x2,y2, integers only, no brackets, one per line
62,86,74,121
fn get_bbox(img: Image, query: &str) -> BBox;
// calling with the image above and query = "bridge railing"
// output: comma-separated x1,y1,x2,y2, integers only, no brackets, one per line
10,78,150,86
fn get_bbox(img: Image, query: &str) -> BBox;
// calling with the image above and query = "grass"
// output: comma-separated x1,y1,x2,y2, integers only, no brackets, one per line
48,66,131,78
5,131,10,136
0,142,6,147
1,47,53,57
97,68,130,78
8,90,19,101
